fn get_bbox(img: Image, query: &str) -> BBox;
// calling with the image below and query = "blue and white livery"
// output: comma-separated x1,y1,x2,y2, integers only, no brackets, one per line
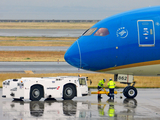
65,6,160,98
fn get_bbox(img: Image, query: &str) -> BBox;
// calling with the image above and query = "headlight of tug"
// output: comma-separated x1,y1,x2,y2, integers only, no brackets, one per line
3,81,10,85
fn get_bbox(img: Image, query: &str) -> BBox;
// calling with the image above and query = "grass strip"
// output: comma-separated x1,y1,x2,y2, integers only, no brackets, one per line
0,36,77,46
0,51,65,61
0,22,95,29
0,73,160,88
0,40,74,46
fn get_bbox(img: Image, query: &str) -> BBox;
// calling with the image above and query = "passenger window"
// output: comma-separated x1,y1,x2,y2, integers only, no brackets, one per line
94,28,109,36
82,28,97,36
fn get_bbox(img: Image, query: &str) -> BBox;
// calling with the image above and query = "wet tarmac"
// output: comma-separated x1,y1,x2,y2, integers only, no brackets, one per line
0,46,69,51
0,62,95,73
1,88,160,120
0,29,85,37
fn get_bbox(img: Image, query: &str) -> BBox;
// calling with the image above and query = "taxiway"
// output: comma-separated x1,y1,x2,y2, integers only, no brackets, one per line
0,62,94,73
1,88,160,120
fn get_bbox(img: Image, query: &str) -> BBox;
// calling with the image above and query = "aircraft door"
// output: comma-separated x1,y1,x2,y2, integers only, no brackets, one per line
137,20,155,47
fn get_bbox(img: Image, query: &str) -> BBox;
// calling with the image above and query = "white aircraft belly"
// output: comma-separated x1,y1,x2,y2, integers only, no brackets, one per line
104,64,160,76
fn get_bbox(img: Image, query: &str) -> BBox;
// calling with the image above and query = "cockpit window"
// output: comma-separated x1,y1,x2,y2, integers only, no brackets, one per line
82,28,97,36
94,28,109,36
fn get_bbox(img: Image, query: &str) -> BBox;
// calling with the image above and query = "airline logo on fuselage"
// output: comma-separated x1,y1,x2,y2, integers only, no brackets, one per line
116,27,128,38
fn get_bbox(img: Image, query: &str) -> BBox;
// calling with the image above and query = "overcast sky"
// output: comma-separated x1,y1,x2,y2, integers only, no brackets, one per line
0,0,160,20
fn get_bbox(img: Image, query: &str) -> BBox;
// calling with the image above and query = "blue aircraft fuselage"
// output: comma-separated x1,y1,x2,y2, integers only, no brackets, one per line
64,6,160,76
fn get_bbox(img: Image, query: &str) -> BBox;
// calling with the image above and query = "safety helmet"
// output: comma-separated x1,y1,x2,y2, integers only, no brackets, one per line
103,79,106,82
109,78,112,81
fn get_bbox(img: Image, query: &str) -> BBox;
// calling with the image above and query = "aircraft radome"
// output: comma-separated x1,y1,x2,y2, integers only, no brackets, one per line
64,6,160,98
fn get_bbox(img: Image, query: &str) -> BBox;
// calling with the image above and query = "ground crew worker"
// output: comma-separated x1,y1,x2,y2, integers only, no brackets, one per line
108,104,115,118
98,104,106,116
97,79,106,99
107,99,115,119
107,78,115,99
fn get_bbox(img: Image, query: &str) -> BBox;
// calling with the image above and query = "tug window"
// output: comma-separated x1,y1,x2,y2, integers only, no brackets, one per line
82,28,97,36
94,28,109,36
79,78,86,85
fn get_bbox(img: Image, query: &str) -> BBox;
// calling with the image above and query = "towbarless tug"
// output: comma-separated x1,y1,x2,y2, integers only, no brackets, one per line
2,76,88,101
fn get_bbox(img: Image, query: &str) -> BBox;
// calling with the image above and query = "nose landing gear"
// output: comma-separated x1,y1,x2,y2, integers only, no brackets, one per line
123,82,137,98
114,74,138,99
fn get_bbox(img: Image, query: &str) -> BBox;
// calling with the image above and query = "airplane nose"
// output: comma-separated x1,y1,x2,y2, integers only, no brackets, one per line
64,41,81,68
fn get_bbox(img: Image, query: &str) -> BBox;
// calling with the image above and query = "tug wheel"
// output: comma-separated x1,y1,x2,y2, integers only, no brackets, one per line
63,85,75,100
30,86,43,101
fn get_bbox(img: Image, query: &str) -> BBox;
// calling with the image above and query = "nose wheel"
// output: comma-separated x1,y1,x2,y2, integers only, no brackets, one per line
123,86,137,98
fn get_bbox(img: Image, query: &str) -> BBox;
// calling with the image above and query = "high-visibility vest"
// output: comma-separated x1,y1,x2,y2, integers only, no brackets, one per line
108,107,115,117
99,108,105,116
98,80,105,87
107,81,115,89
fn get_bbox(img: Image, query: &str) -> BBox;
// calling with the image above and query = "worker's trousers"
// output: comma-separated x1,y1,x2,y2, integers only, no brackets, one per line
97,86,103,99
109,88,114,99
